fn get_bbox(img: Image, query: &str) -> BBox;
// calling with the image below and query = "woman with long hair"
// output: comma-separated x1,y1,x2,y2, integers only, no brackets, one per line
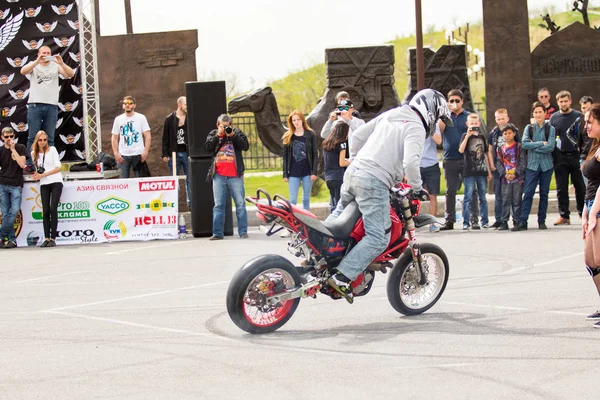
31,130,63,247
282,110,318,210
581,103,600,328
322,121,351,213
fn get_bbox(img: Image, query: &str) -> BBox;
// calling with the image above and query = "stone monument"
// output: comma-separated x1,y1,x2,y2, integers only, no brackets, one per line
531,22,600,104
228,45,400,156
482,0,533,131
403,45,474,110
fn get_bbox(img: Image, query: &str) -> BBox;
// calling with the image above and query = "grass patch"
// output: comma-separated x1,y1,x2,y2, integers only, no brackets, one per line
244,175,330,204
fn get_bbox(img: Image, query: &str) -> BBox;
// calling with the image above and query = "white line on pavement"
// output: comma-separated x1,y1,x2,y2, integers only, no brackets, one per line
443,301,586,316
43,280,230,312
534,252,584,267
4,271,89,285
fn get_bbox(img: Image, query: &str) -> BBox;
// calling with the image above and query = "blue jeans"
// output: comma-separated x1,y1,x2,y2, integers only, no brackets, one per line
0,184,23,243
26,103,58,165
585,199,600,219
212,174,247,237
463,176,489,227
520,167,553,224
336,168,390,280
492,170,503,222
168,152,190,206
118,155,141,178
288,175,312,210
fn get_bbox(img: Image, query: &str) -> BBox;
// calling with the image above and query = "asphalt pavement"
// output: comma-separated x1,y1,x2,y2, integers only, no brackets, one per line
0,212,597,399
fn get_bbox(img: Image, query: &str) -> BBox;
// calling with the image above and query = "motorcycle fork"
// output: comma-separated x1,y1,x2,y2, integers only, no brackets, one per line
399,196,427,285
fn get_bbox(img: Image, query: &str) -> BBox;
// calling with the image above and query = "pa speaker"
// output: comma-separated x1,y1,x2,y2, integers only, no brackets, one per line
186,81,227,158
189,158,233,238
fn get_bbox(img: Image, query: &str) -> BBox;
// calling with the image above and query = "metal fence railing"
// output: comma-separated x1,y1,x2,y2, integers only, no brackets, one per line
232,113,285,171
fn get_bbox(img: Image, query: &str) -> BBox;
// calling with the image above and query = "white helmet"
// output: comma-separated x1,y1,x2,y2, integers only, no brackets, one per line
409,89,453,137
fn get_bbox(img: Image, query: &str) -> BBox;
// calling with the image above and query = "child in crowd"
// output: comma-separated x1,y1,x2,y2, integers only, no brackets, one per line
458,113,492,230
322,122,351,213
495,124,526,231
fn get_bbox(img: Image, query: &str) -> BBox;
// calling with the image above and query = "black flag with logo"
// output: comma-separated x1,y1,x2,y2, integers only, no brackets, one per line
0,0,84,162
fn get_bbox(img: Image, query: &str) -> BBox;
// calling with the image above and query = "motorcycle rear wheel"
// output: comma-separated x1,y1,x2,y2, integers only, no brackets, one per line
386,243,449,316
226,254,301,334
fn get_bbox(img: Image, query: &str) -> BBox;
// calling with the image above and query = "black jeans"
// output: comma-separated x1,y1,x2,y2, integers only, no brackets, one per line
326,179,343,214
41,182,63,239
554,152,585,218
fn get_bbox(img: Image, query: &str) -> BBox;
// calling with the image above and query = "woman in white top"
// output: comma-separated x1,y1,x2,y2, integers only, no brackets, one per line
31,130,63,247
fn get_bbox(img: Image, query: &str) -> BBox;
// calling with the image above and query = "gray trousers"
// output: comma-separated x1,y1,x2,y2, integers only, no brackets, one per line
501,181,523,224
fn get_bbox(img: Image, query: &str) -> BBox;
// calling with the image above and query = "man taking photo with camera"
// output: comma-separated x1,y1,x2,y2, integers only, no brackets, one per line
204,114,249,241
320,98,365,140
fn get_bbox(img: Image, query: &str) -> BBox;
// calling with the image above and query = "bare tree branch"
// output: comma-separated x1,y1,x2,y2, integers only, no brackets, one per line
573,0,590,27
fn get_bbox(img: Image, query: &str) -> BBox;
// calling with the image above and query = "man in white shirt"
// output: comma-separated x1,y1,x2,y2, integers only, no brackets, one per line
111,96,151,178
20,45,75,170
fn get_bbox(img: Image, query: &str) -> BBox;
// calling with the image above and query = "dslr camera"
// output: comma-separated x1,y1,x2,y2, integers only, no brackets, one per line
224,126,233,134
36,166,45,174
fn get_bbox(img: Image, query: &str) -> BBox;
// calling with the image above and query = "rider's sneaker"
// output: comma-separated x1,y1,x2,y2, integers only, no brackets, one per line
429,224,440,233
327,271,354,304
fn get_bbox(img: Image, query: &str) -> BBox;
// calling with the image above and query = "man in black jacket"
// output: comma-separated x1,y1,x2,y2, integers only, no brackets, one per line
162,96,190,208
203,114,249,240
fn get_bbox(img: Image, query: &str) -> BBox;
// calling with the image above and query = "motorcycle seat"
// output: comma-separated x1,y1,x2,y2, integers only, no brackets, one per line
291,201,361,239
322,201,361,239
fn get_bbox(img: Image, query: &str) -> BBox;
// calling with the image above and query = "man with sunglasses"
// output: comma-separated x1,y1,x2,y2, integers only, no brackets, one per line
111,96,151,178
537,88,558,120
0,127,27,248
439,89,480,230
20,45,75,171
320,99,365,140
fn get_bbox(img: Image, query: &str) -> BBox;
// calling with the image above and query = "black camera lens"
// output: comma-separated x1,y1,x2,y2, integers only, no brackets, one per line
224,126,233,134
36,166,45,174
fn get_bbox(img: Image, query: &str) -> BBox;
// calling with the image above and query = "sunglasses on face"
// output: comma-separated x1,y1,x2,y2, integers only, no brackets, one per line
448,99,461,104
337,106,350,111
123,101,134,105
3,135,14,139
38,138,47,142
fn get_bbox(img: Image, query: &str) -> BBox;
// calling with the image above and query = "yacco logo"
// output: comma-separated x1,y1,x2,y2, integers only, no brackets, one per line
103,220,127,240
96,197,131,216
139,180,176,192
32,200,91,220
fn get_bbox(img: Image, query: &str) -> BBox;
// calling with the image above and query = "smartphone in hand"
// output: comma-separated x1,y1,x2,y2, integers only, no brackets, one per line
44,55,57,62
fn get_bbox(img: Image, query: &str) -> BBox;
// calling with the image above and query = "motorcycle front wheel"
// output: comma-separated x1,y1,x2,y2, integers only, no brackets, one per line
226,254,301,334
386,243,449,316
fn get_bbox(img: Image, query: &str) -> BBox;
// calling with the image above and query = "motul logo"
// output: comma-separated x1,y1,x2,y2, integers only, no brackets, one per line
139,180,176,191
134,215,177,226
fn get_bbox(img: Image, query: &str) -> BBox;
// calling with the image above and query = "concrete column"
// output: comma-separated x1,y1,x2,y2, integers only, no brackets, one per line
482,0,532,130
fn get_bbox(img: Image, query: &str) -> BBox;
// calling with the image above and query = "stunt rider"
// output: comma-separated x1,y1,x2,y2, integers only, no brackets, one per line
328,89,453,301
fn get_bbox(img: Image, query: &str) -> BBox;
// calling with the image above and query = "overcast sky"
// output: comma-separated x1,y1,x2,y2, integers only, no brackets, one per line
98,0,573,91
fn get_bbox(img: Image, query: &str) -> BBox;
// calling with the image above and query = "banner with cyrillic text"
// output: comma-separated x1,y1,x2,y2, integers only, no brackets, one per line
15,178,179,247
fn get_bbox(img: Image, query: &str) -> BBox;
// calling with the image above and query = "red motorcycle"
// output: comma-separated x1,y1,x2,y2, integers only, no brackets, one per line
226,183,450,334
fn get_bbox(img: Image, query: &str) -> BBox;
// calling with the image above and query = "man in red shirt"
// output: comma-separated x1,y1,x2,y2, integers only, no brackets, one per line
204,114,249,240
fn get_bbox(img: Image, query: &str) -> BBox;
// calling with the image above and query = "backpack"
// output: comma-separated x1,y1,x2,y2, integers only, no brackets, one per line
88,152,118,171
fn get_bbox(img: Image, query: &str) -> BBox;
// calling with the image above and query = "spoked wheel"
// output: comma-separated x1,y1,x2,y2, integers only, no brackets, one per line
386,243,449,316
226,255,301,334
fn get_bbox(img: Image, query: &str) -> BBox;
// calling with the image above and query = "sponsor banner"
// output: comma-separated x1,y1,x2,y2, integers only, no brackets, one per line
16,178,178,246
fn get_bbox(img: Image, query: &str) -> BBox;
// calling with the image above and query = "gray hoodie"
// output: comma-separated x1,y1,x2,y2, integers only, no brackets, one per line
349,105,425,191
